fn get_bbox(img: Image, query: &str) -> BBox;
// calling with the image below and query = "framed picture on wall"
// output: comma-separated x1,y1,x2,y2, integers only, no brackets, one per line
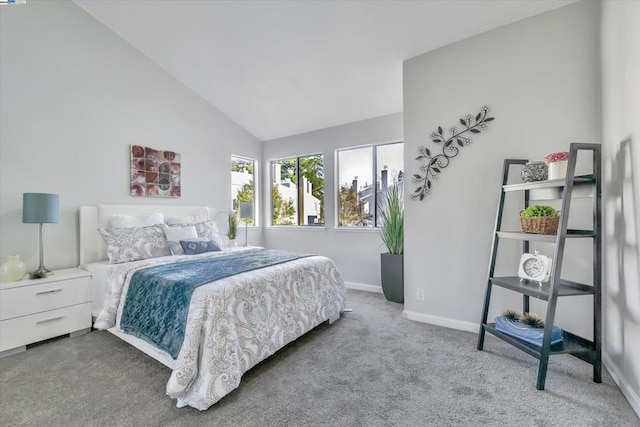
130,145,181,197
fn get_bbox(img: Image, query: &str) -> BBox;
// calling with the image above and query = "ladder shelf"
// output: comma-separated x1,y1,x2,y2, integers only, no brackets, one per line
476,142,602,390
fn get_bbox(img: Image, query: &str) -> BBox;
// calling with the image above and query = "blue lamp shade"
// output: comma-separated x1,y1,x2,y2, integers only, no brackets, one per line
22,193,59,224
239,201,254,219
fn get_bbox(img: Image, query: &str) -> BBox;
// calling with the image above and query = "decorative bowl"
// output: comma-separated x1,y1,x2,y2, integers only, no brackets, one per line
521,161,548,182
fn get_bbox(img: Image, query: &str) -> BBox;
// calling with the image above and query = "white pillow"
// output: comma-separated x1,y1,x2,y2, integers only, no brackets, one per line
165,215,207,226
193,221,223,248
168,221,223,250
110,213,164,229
165,221,225,248
98,224,171,263
163,224,198,255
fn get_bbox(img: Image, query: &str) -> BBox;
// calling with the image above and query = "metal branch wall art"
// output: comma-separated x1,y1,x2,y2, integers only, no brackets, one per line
411,105,495,201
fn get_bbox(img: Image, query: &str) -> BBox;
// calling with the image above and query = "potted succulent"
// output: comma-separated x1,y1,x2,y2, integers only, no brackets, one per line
227,209,239,246
520,204,560,234
378,181,404,303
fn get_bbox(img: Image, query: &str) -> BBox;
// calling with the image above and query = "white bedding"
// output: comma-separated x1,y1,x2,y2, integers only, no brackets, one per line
93,247,346,410
80,260,113,316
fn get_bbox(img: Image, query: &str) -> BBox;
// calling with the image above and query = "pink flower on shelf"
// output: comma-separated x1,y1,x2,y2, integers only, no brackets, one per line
543,151,570,163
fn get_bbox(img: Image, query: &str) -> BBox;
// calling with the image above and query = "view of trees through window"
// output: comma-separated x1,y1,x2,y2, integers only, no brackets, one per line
271,154,324,226
337,142,403,227
231,156,255,225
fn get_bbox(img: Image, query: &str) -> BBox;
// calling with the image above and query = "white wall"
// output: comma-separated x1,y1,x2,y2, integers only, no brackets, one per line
403,0,601,335
0,1,262,271
263,113,403,289
601,0,640,416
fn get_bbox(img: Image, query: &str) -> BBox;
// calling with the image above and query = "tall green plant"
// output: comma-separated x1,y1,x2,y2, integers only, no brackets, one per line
227,210,239,240
378,183,404,255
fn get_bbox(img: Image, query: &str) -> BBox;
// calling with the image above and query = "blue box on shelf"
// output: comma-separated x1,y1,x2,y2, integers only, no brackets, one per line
495,316,563,346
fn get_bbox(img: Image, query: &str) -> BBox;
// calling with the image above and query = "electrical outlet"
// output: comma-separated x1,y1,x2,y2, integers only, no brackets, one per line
416,288,425,301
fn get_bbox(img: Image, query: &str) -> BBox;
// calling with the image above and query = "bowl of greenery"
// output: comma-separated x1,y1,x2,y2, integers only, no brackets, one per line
520,205,559,234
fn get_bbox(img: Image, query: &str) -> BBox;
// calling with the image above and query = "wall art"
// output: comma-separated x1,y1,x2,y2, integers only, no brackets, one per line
130,145,181,197
411,105,495,201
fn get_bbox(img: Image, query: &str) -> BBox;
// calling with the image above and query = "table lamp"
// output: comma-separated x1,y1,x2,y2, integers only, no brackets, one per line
23,193,59,279
239,201,254,246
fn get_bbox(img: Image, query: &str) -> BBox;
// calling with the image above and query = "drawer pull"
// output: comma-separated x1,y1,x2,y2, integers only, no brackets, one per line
36,288,63,295
36,316,64,324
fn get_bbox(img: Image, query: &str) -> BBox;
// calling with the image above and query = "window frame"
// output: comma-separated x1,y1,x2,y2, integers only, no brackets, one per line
269,152,325,227
335,140,403,229
231,154,258,226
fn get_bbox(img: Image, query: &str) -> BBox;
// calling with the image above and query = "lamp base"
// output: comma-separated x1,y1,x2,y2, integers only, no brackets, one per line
30,267,53,279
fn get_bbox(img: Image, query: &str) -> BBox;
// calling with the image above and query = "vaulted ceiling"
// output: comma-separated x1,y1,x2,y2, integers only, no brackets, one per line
75,0,576,141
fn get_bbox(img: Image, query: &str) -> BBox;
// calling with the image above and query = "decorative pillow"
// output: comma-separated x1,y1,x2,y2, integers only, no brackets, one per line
169,221,223,249
180,238,221,255
110,213,164,229
163,224,198,255
165,215,207,225
193,220,219,234
99,224,171,263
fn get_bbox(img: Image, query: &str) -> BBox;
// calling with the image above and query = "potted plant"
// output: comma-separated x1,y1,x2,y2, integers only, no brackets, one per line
378,181,404,303
544,151,570,180
227,209,239,246
520,204,560,234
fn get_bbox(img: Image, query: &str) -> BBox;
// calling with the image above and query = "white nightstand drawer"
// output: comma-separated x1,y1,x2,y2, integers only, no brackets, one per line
0,303,91,352
0,276,91,321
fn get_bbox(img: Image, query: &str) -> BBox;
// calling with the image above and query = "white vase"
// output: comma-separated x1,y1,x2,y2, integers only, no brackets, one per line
1,255,27,282
547,160,568,180
228,239,238,248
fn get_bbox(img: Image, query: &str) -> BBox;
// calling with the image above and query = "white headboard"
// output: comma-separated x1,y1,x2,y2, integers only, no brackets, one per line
79,205,216,265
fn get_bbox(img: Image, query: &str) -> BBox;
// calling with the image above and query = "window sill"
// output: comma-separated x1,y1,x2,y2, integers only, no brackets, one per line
266,225,327,231
333,227,380,233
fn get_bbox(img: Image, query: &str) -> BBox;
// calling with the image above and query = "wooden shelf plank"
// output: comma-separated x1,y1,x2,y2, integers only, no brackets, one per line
490,276,595,299
497,230,595,241
497,231,556,242
484,323,595,357
566,229,597,237
503,175,594,192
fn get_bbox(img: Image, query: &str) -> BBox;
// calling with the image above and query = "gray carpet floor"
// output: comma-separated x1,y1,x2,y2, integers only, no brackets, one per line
0,289,637,427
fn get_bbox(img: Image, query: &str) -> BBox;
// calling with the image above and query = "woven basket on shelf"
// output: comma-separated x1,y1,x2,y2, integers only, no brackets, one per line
519,213,559,234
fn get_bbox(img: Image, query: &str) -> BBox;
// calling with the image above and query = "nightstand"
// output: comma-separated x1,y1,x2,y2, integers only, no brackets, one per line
0,268,92,357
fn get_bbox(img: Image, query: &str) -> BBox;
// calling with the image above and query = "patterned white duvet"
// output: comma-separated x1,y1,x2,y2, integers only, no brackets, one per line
94,248,346,410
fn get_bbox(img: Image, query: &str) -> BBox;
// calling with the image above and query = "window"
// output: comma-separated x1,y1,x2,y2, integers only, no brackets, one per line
337,141,403,227
231,155,256,224
271,154,324,226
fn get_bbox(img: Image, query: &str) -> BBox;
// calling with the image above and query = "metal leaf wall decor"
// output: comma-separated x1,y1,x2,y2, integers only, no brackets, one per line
411,105,495,201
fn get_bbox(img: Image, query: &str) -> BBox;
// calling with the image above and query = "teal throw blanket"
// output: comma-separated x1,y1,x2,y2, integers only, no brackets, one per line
120,248,312,359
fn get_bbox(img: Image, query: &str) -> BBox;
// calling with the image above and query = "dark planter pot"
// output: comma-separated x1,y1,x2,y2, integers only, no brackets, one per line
380,253,404,303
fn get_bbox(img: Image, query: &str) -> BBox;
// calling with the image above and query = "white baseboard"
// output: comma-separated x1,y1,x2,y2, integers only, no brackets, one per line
603,352,640,418
344,281,383,293
402,309,479,333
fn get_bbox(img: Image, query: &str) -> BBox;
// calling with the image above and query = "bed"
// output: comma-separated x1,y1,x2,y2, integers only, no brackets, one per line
79,205,346,410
